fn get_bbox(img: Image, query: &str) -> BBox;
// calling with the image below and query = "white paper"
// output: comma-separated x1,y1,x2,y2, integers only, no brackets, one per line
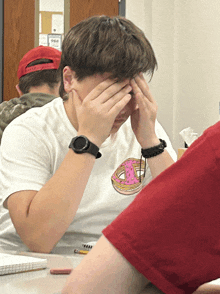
52,14,64,34
39,34,48,46
179,127,199,146
39,13,42,34
48,34,62,51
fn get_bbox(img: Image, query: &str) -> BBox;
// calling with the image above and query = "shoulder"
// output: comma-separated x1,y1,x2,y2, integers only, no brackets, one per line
1,97,64,146
18,92,56,107
0,93,55,113
7,97,63,125
203,121,220,140
0,97,21,118
0,94,59,128
190,121,220,160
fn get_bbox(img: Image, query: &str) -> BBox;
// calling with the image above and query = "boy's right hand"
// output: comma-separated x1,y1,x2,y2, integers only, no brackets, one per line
72,79,132,147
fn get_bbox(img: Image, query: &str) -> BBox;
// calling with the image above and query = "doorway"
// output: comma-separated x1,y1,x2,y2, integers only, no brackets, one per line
3,0,119,101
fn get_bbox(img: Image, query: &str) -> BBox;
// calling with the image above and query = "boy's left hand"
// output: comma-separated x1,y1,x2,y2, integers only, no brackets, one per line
130,73,159,148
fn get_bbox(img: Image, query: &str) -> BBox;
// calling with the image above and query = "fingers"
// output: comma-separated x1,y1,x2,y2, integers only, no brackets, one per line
82,78,132,117
100,80,131,104
104,83,132,111
87,79,117,102
130,73,158,123
109,92,132,117
85,78,131,105
132,73,155,104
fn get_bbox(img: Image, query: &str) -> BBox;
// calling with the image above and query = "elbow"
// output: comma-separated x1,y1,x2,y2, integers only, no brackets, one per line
27,242,53,254
19,231,55,254
13,218,60,253
25,239,54,254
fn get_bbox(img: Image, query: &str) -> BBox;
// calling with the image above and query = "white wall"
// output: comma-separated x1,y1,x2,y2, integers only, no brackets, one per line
126,0,220,151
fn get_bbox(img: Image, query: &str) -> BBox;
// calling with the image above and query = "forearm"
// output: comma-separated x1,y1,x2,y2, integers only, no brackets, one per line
12,150,96,253
193,283,220,293
62,235,149,294
147,150,174,179
141,136,175,179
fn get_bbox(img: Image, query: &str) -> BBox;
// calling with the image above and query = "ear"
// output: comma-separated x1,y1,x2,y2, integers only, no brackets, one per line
15,84,23,97
63,66,76,93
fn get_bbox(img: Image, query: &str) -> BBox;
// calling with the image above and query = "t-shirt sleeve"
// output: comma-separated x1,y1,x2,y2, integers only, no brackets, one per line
0,121,52,207
103,122,220,294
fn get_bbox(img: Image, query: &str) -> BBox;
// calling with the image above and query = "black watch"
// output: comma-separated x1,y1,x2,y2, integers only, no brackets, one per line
69,136,102,159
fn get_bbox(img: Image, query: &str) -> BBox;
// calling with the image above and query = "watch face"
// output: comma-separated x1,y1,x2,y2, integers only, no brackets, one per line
73,136,89,151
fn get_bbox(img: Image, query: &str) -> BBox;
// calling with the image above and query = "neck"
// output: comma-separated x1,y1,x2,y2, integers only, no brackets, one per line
28,84,59,96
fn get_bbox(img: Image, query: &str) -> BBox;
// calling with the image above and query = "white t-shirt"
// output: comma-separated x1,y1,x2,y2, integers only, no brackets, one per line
0,98,176,254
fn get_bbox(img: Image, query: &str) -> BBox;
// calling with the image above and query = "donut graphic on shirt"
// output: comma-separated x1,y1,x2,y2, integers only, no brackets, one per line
111,158,146,195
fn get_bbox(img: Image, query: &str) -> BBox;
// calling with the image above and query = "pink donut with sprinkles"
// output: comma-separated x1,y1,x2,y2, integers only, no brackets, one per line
111,158,146,195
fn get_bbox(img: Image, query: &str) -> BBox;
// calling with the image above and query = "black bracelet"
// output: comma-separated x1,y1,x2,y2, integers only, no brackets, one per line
141,139,167,159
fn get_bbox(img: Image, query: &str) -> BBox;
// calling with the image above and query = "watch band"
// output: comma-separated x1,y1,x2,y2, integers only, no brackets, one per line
141,139,167,159
86,141,102,159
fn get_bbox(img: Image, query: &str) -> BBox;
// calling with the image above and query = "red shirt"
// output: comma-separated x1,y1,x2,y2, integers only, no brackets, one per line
103,121,220,294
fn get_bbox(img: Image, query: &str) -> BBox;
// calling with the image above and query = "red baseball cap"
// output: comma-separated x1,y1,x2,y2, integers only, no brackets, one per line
17,46,62,79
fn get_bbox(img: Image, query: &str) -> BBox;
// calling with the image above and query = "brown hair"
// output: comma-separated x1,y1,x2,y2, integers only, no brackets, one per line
59,15,157,98
18,59,61,94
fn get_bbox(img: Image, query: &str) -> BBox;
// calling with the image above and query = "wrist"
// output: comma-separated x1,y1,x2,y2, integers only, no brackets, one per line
77,131,102,148
141,139,167,159
69,135,102,159
140,136,160,149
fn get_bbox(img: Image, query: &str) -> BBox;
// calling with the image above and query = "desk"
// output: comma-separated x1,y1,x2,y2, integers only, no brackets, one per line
0,249,84,294
1,249,220,294
0,249,164,294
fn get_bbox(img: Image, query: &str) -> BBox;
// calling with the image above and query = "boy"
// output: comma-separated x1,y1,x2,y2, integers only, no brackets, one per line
0,16,176,254
0,45,61,143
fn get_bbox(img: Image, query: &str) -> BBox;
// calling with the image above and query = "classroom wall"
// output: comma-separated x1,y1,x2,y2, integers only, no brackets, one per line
126,0,220,151
2,0,219,150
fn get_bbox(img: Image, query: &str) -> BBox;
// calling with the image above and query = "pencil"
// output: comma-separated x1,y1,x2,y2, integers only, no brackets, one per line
74,249,89,255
